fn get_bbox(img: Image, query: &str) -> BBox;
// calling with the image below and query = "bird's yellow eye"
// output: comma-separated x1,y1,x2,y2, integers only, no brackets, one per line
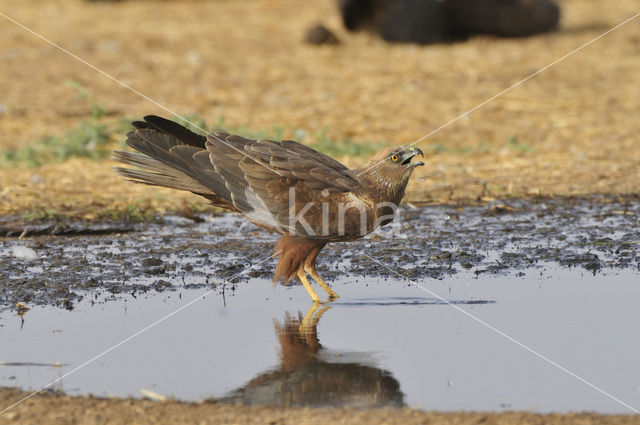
391,154,399,162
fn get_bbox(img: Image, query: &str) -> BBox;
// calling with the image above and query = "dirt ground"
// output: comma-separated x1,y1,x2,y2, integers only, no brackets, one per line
1,389,640,425
1,0,639,218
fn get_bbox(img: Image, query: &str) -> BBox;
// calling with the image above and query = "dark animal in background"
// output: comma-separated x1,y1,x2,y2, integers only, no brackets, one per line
338,0,560,44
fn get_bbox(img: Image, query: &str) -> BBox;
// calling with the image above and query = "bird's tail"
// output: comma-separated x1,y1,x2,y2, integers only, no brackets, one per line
114,149,214,195
114,116,236,211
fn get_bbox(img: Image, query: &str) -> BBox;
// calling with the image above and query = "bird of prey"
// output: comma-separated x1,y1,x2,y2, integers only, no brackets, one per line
114,116,424,303
220,304,404,408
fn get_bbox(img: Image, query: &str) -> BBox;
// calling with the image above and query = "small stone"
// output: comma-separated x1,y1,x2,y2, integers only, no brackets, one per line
142,258,163,267
304,24,340,45
9,246,40,261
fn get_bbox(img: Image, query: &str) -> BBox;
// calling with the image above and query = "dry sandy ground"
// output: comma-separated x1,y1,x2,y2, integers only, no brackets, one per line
0,0,639,218
1,389,640,425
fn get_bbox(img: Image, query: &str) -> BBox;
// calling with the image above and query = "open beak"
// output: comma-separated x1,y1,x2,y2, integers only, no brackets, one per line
401,147,425,167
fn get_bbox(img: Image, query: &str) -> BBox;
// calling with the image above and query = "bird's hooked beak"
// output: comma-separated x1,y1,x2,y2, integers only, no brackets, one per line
400,147,425,167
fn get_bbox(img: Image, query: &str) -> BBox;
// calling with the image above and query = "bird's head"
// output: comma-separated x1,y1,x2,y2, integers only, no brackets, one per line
359,146,425,200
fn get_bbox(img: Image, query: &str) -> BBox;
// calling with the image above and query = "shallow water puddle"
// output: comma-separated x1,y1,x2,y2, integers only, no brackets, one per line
1,267,639,413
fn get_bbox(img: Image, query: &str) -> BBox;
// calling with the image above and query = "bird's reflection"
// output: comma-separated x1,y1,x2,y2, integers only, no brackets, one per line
220,304,404,408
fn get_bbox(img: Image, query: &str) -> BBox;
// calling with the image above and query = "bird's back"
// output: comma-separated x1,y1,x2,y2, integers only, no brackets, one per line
115,115,378,239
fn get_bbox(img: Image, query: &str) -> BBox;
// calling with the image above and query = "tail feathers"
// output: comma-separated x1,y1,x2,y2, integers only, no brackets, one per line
126,129,195,176
123,129,231,197
115,120,239,212
113,151,215,196
133,115,207,148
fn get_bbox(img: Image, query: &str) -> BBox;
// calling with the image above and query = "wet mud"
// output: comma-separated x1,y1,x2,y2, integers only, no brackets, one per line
1,195,638,312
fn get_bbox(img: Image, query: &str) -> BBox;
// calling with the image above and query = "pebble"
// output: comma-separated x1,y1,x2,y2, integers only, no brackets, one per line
9,246,40,261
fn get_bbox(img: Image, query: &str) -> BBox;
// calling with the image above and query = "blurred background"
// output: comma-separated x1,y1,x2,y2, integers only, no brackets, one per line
0,0,638,219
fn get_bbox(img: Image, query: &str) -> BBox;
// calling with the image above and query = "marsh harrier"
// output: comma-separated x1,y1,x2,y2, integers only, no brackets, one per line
115,116,423,303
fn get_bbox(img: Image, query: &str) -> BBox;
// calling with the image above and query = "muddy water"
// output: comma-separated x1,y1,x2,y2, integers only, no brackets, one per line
0,196,639,412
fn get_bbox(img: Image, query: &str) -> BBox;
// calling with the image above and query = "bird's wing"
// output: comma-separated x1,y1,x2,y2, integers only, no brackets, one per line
204,132,371,237
115,116,374,238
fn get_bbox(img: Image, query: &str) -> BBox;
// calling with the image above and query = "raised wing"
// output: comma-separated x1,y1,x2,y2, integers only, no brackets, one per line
115,116,373,238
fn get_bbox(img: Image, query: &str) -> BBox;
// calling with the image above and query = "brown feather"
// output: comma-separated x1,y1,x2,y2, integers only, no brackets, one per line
274,234,326,284
115,116,424,291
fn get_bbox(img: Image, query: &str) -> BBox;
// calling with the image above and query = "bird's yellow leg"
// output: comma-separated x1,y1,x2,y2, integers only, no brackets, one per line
302,303,330,327
299,302,327,335
297,270,322,303
302,302,321,324
305,265,339,299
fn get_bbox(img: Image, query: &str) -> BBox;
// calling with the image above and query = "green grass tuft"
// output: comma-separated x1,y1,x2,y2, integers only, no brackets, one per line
23,207,60,221
1,81,135,167
1,120,112,167
507,135,534,154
